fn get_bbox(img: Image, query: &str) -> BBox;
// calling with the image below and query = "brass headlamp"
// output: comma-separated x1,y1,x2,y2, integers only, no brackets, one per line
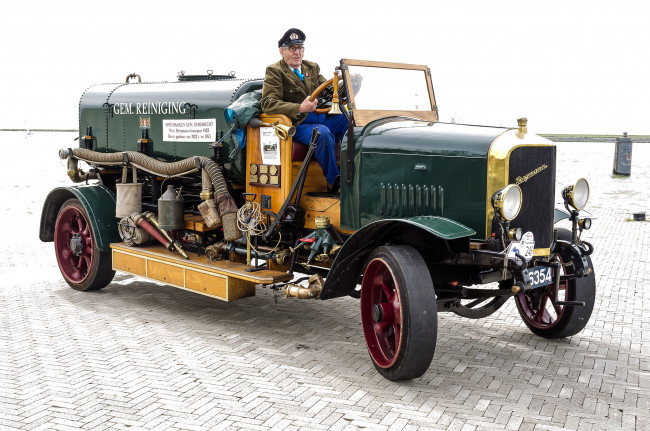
491,184,522,221
562,178,590,210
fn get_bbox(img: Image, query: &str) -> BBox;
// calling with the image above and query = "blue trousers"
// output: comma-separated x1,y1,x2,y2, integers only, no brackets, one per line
294,113,348,185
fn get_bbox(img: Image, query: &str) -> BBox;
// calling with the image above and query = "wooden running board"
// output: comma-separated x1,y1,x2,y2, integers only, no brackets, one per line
111,243,293,302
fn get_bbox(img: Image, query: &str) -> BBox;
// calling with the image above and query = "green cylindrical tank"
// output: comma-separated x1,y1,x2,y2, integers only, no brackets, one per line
78,75,263,182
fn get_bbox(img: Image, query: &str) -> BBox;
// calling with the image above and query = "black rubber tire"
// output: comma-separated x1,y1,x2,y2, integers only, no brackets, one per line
360,245,437,381
54,198,115,291
515,228,596,338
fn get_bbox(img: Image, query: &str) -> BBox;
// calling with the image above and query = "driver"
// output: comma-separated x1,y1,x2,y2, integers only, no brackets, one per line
261,28,347,193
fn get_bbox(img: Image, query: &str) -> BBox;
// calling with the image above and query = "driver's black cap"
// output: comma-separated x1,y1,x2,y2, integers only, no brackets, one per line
278,28,306,47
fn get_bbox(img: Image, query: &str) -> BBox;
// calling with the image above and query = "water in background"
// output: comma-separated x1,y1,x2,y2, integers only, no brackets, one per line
554,141,649,214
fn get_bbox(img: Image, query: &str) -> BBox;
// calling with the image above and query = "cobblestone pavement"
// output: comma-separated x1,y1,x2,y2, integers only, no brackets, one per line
1,201,648,431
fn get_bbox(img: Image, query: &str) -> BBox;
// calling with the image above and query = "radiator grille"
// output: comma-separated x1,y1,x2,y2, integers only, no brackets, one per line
508,146,556,249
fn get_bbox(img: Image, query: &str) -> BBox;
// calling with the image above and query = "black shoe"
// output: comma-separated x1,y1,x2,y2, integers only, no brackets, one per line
327,176,340,194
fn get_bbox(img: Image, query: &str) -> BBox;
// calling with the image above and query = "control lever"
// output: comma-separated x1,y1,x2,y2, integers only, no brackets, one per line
262,128,320,242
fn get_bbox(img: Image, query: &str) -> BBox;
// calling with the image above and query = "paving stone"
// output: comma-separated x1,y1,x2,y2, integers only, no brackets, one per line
2,147,650,431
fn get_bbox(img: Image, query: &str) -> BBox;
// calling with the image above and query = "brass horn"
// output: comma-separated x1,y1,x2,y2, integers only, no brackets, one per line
248,117,295,140
328,71,342,115
272,123,296,140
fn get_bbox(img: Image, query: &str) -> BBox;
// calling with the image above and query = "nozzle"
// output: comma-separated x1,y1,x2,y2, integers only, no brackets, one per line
59,148,72,159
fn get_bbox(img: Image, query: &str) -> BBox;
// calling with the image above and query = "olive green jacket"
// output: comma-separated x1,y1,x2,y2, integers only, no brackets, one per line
261,59,326,126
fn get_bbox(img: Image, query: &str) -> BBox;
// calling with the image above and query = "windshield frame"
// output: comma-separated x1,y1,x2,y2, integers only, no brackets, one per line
340,59,439,127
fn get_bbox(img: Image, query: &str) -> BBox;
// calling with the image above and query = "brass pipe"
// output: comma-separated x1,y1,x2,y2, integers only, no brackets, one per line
246,232,252,266
144,212,189,259
67,168,97,183
66,157,97,182
329,71,341,115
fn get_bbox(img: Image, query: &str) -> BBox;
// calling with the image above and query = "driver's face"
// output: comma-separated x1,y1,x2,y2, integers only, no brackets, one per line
280,45,304,69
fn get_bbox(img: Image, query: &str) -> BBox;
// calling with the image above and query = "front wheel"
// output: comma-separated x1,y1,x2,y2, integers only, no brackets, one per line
360,245,437,381
54,198,115,291
514,229,595,338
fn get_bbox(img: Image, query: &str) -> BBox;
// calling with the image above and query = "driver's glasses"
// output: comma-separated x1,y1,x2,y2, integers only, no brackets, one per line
286,46,304,53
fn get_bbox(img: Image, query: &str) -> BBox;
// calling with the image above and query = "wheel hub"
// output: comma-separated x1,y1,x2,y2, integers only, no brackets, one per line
372,302,395,323
69,233,83,256
372,304,384,322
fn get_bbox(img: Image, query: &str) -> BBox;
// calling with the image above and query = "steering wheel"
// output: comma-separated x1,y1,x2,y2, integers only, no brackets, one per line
308,74,347,114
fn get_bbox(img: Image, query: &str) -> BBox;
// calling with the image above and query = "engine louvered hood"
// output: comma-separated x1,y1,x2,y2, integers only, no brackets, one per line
342,119,557,253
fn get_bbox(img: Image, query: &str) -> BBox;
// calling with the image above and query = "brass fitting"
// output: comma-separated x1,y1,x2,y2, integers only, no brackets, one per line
284,274,324,299
314,215,330,228
273,249,292,266
68,168,98,182
205,243,222,261
66,157,97,183
200,169,214,200
516,117,528,138
199,190,214,200
329,244,342,257
314,253,330,263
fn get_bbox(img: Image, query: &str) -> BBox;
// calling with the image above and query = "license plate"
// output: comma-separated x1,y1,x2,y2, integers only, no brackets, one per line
528,266,554,289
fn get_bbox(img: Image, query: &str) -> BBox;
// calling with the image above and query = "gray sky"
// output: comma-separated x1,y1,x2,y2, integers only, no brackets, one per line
1,0,647,134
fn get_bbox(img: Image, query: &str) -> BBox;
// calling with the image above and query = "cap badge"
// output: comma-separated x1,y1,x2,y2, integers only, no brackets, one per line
290,33,298,40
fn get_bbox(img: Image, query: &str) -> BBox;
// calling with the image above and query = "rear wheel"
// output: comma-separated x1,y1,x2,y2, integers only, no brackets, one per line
54,198,115,291
514,228,595,338
360,245,437,381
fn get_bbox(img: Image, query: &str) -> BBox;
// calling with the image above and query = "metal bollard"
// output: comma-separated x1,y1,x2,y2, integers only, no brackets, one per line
613,132,633,176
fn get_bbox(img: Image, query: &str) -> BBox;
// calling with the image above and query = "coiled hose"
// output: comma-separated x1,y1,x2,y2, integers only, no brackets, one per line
60,147,241,241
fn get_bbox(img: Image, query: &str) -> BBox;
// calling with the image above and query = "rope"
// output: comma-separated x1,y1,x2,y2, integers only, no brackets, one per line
237,201,266,236
236,202,282,255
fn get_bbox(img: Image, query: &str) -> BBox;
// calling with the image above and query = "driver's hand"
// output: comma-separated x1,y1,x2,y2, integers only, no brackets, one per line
299,97,318,113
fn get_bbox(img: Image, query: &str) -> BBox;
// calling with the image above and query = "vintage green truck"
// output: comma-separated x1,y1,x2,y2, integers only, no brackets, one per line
39,59,595,381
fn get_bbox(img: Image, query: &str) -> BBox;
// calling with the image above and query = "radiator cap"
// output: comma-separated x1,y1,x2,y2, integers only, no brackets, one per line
517,117,528,138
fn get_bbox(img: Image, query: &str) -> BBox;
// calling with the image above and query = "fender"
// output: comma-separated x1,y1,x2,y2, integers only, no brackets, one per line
320,216,476,299
552,240,592,279
554,207,594,224
39,185,120,251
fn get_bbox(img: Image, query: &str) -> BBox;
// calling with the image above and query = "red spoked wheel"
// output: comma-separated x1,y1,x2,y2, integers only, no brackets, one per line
515,276,567,330
54,198,114,291
514,228,595,338
362,258,402,369
361,245,437,381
